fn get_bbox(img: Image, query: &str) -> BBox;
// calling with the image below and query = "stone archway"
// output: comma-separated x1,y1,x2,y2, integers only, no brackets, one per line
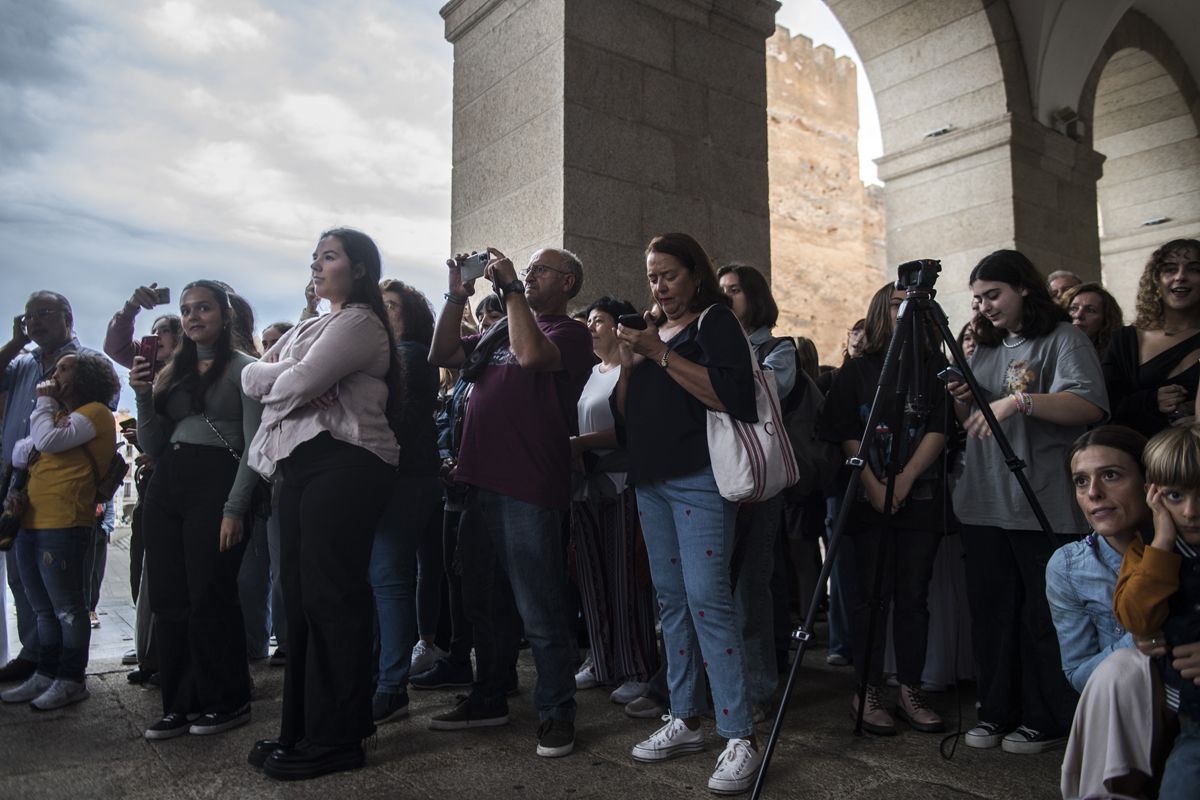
815,0,1101,323
1077,10,1200,315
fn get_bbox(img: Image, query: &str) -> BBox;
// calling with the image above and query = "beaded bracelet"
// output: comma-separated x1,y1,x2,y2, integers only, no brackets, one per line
1012,391,1034,416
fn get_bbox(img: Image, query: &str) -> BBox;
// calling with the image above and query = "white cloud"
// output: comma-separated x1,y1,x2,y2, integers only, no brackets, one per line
144,1,267,55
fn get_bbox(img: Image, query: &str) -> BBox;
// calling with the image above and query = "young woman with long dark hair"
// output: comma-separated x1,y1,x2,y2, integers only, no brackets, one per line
948,250,1108,754
130,279,263,740
241,228,400,781
819,282,951,736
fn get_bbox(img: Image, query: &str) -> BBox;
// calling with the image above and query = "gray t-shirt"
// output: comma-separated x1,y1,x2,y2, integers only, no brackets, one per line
953,322,1108,534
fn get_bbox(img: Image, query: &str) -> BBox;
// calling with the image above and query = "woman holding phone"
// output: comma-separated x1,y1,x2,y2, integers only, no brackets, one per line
949,250,1107,754
130,280,263,741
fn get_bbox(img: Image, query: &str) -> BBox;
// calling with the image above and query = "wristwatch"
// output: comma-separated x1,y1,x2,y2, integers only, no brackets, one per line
500,279,525,296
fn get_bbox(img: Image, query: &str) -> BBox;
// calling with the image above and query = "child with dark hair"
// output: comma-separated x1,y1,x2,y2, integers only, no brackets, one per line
132,280,263,741
1114,424,1200,798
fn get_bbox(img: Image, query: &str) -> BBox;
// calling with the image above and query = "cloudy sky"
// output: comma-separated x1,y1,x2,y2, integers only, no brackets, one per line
0,0,876,412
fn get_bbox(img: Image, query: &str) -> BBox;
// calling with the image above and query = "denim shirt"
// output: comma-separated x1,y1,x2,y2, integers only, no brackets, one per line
1046,533,1134,692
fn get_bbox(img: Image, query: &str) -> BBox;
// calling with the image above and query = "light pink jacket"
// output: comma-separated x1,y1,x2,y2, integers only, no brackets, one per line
242,304,399,478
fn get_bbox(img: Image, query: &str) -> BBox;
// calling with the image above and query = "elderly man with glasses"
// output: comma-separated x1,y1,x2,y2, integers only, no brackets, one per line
428,247,595,759
0,292,113,685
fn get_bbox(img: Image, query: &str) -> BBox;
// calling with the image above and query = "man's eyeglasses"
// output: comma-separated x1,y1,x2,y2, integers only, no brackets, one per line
21,308,65,323
519,264,571,280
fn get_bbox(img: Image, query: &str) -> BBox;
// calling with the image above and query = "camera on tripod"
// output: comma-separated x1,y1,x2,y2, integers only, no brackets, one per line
895,258,942,293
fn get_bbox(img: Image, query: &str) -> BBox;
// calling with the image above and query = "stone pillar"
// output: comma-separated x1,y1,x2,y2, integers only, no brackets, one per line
442,0,780,309
876,113,1104,331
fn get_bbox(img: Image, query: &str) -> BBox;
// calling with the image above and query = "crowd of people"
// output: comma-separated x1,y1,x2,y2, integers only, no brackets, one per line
0,231,1198,797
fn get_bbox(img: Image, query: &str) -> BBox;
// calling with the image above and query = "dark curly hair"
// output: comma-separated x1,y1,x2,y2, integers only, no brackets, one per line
62,351,119,408
379,279,434,346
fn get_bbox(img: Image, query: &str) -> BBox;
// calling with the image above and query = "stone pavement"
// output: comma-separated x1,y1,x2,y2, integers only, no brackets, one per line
2,529,1062,800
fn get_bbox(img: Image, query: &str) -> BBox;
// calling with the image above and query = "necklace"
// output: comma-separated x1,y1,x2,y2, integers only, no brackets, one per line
1002,335,1026,349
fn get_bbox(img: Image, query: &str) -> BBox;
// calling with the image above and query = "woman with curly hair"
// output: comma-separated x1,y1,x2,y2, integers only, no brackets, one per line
1060,282,1123,355
1,351,118,710
1103,239,1200,437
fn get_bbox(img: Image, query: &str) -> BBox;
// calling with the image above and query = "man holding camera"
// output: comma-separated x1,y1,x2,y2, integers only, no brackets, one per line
428,247,594,758
0,291,108,683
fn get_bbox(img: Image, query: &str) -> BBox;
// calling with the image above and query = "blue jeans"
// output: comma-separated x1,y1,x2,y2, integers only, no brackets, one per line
460,488,577,721
825,495,858,659
369,474,441,694
733,494,782,707
237,515,272,659
1160,713,1200,800
14,527,91,681
637,467,753,739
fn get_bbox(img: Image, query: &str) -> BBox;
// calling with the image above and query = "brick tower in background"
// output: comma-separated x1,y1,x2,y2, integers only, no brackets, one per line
767,25,886,364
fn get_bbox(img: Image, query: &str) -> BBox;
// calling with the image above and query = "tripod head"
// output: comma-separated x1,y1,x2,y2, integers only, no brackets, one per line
895,258,942,296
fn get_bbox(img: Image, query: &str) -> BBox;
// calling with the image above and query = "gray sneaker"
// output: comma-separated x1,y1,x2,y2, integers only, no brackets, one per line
31,679,89,711
1,673,53,704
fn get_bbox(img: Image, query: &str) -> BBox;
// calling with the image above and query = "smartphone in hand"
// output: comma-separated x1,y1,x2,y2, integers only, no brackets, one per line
617,313,648,331
154,287,171,306
459,251,490,282
937,365,965,383
138,335,160,378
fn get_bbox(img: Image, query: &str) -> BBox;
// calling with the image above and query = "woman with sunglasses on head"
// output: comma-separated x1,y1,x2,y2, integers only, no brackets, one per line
242,228,400,781
1104,239,1200,437
130,280,263,741
948,250,1108,755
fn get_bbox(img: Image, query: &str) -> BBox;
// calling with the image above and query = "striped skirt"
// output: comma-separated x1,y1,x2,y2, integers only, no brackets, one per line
570,487,659,685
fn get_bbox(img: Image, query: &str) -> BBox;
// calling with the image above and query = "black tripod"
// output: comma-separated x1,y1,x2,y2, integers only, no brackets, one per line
750,259,1057,798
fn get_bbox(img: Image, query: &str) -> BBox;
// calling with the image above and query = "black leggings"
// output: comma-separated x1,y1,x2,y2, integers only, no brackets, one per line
276,433,391,747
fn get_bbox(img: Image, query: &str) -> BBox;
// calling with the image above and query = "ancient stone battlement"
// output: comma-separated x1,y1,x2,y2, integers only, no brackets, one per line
767,25,886,363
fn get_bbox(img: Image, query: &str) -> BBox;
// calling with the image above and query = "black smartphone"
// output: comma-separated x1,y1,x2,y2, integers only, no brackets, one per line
154,287,171,306
937,365,965,383
617,313,648,330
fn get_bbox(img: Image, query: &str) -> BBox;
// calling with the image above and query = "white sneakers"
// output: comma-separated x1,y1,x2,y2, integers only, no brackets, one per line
631,716,762,795
0,675,88,709
575,656,598,689
610,679,649,705
410,640,447,677
708,738,763,795
30,679,89,711
631,715,706,762
0,673,53,704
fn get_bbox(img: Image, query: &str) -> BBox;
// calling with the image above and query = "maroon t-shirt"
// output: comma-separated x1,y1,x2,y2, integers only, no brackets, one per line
453,315,595,510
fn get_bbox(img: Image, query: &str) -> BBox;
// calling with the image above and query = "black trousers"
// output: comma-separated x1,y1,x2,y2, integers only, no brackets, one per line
277,433,391,747
961,524,1078,735
144,444,249,716
850,523,943,687
441,504,475,666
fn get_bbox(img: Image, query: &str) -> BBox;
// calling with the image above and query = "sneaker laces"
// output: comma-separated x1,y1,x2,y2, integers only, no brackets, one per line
1013,725,1039,739
716,739,752,770
865,685,885,711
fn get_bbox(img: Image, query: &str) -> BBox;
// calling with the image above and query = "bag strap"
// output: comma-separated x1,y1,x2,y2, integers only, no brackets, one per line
201,413,242,464
80,442,102,485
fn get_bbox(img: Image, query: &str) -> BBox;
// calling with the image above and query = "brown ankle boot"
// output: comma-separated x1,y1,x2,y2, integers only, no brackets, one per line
850,685,896,736
897,684,945,733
